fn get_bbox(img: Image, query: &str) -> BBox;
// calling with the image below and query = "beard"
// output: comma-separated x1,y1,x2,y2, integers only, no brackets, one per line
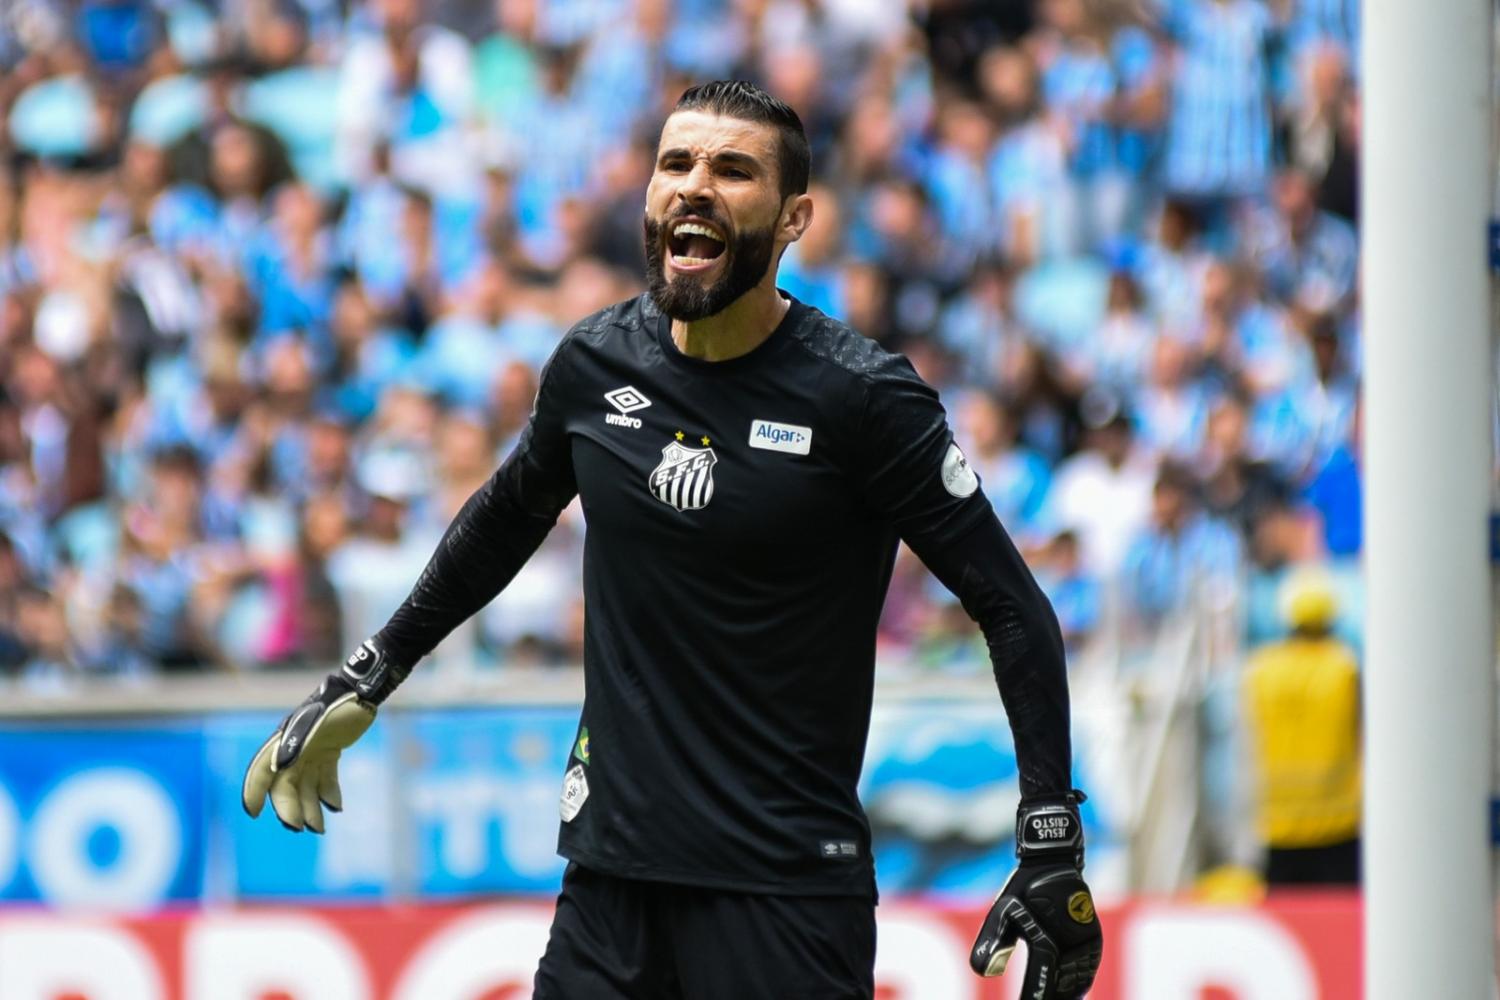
643,212,778,322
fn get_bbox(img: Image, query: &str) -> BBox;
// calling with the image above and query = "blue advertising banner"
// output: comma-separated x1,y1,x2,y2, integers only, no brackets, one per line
0,700,1124,908
862,702,1122,899
403,707,579,896
214,706,581,900
0,724,207,908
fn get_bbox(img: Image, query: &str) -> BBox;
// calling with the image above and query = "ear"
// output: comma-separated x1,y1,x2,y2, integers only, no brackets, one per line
778,193,815,245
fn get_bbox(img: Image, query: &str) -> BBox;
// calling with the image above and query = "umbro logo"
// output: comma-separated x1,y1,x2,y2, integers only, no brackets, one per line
604,386,650,428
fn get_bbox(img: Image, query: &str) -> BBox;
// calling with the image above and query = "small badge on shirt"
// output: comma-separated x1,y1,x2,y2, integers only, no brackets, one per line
749,419,812,456
559,764,589,822
941,442,979,498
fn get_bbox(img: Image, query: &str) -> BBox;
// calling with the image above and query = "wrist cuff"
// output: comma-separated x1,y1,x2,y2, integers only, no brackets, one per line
1016,789,1086,864
339,637,410,705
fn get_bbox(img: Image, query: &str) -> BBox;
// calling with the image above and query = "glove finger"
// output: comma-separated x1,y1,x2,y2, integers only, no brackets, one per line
317,753,344,812
241,732,279,818
971,900,1021,977
300,768,326,835
269,769,305,832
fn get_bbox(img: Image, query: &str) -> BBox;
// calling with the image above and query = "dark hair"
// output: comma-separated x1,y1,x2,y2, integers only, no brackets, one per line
673,80,810,201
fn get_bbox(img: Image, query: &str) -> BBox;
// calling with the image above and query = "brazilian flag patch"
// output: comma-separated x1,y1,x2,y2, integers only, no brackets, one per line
574,727,590,765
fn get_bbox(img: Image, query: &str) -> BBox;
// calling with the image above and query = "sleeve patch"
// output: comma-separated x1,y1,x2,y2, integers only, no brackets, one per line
941,443,980,498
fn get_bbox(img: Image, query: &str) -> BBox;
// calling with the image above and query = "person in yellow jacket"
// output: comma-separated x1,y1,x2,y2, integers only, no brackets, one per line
1242,566,1361,886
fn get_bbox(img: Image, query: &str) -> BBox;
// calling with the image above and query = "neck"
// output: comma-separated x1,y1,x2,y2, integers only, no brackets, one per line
671,276,789,362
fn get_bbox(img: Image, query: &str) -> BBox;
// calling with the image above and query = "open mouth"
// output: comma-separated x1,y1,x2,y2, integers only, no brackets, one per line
666,219,727,273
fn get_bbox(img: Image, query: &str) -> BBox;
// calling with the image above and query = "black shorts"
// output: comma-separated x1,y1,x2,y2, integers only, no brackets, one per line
533,862,876,1000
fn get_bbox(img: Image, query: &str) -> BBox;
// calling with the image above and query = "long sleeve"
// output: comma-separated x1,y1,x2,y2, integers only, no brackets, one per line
905,515,1072,798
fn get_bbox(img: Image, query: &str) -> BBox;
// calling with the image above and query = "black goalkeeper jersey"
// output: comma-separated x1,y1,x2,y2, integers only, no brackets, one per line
377,293,1072,898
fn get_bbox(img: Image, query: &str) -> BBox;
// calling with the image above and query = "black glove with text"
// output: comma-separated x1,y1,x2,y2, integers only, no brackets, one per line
241,636,409,833
970,791,1103,998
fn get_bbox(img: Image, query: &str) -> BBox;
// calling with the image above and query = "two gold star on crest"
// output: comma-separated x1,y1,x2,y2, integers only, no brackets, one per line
674,431,711,446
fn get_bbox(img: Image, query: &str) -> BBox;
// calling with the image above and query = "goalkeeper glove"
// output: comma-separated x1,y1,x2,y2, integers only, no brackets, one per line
971,791,1103,998
241,637,407,833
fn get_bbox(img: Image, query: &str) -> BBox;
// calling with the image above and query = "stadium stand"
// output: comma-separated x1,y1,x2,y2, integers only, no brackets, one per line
0,0,1366,682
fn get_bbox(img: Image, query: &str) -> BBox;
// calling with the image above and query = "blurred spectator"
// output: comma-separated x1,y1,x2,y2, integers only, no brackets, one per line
1032,0,1128,252
1317,89,1360,226
1134,198,1213,332
474,0,542,127
252,181,337,342
917,0,1030,85
1135,336,1210,462
0,532,28,671
1303,396,1362,558
78,582,155,680
923,99,996,263
981,44,1067,263
1050,393,1155,576
1059,269,1153,397
937,258,1031,390
14,582,75,690
78,1,160,78
957,390,1051,547
1296,308,1358,465
499,43,604,266
326,444,438,655
1158,0,1275,200
1283,43,1349,197
587,135,654,275
1034,529,1101,655
1199,390,1291,538
325,277,417,423
779,181,847,319
1120,462,1241,627
1195,259,1309,400
862,177,964,339
1241,567,1361,887
111,444,217,669
434,407,495,522
335,0,475,192
489,356,538,458
1244,168,1358,310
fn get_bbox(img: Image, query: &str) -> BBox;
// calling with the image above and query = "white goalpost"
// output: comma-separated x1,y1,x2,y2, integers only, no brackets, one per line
1363,1,1496,997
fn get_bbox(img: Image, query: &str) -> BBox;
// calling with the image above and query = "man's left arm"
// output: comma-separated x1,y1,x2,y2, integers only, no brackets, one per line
906,516,1102,997
853,357,1102,997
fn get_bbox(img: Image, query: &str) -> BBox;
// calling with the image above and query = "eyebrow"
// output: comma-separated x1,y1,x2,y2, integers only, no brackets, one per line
657,148,763,171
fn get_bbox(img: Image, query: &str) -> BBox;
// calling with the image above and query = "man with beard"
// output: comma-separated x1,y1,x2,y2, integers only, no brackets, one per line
242,81,1101,999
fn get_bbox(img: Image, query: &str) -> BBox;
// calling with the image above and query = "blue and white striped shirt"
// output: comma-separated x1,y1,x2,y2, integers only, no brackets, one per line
1159,0,1276,197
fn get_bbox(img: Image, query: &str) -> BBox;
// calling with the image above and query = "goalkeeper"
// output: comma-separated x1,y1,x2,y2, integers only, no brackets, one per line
244,80,1101,999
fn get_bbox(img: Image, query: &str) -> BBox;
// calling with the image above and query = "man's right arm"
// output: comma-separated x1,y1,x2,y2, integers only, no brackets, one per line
368,341,582,694
243,336,579,832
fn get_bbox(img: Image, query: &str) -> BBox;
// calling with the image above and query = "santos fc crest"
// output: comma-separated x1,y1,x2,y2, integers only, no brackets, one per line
650,438,717,511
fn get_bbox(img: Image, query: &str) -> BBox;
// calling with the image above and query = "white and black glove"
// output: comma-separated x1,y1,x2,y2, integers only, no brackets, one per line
241,637,407,833
971,791,1103,998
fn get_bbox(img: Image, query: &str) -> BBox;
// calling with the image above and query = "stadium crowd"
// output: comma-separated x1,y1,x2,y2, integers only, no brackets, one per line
0,0,1364,685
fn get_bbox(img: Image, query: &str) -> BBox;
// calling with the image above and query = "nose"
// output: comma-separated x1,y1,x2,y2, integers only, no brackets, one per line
676,159,713,209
